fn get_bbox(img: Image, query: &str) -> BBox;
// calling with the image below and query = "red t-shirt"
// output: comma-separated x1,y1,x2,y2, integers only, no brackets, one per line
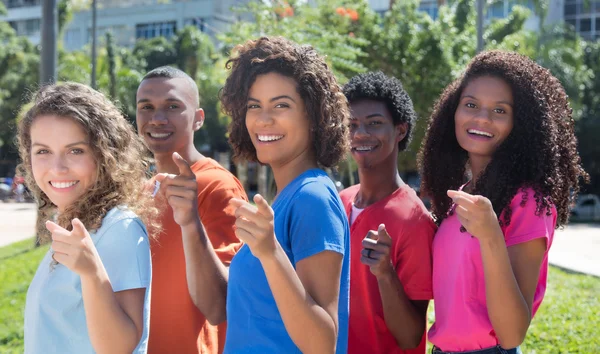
149,158,247,354
339,184,436,354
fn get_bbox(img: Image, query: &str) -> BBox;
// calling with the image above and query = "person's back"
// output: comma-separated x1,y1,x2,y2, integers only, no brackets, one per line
341,72,435,354
136,66,246,353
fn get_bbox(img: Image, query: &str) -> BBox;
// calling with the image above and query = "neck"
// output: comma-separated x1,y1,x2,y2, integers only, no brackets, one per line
271,154,318,196
468,154,491,189
154,147,205,174
355,158,403,208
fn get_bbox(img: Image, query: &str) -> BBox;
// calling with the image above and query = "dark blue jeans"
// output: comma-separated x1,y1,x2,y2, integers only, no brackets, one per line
432,346,523,354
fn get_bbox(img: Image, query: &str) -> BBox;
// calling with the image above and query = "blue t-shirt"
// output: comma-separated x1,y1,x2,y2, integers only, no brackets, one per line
225,168,350,353
24,207,152,354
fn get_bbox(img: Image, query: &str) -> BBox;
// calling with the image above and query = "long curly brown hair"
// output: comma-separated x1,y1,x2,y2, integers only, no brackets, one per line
220,36,350,167
418,51,588,228
17,82,161,242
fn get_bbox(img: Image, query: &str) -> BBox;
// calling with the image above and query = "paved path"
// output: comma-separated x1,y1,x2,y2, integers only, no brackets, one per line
549,223,600,277
0,202,37,248
0,202,598,277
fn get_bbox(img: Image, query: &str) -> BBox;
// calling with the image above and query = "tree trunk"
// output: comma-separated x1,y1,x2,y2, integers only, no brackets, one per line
40,0,58,85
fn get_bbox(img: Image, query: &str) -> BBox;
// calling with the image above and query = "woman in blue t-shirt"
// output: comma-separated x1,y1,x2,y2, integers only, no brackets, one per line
215,36,351,353
18,83,160,353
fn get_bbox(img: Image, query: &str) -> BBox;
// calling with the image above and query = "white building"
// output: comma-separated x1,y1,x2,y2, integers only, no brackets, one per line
1,0,247,49
1,0,597,50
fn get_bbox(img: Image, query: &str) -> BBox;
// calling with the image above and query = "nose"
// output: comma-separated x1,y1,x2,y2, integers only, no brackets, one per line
256,110,274,127
150,109,168,125
473,108,492,122
51,154,69,175
352,122,370,140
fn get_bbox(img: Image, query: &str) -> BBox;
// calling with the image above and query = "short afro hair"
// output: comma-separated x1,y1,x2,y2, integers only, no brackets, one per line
343,71,417,151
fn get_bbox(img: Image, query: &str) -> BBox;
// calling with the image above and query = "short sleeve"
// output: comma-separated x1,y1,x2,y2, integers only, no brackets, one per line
502,190,557,250
95,217,151,292
288,182,347,264
198,186,245,265
393,211,436,300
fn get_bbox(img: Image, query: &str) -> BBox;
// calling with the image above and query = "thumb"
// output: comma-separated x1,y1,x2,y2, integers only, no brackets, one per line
377,224,392,243
45,220,66,233
71,218,90,238
172,152,194,178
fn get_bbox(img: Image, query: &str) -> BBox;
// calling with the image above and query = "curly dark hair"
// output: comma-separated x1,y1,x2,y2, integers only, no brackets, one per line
17,82,161,242
418,50,588,228
343,71,417,151
219,36,350,167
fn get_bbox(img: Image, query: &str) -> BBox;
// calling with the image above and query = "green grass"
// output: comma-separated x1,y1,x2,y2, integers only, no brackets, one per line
1,240,599,353
0,238,47,353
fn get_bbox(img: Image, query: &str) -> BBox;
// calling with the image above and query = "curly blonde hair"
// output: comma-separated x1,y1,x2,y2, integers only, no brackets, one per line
220,36,350,167
17,82,160,242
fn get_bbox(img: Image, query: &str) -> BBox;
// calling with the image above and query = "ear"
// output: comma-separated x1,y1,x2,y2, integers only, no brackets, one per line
395,122,408,144
193,108,205,131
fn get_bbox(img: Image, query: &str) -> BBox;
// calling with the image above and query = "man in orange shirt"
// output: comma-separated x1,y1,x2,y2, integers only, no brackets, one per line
136,66,246,354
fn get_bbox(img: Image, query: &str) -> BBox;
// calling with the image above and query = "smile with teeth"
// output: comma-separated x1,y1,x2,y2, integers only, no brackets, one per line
148,132,173,139
50,181,78,189
467,129,494,138
257,134,284,142
353,145,376,151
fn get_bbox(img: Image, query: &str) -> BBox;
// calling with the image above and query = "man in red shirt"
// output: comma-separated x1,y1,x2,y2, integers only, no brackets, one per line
340,72,436,354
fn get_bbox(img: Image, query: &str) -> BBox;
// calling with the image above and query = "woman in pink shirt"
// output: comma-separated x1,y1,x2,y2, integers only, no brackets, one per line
418,51,588,354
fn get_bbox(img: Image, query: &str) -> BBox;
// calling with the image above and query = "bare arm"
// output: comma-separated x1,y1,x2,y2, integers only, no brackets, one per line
180,219,230,325
480,233,546,348
261,248,342,354
378,274,429,348
156,153,235,325
81,271,146,354
362,225,428,348
449,189,547,349
47,219,148,354
231,194,343,353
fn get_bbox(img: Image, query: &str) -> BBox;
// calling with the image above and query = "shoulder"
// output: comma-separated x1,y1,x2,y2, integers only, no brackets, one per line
339,184,359,205
94,206,147,242
193,159,247,200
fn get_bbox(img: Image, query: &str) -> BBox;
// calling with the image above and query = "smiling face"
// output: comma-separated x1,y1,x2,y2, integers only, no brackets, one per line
349,99,406,170
455,76,514,164
30,115,98,212
245,72,314,169
135,77,204,157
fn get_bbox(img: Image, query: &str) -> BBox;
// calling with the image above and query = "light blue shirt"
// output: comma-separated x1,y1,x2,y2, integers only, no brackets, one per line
24,207,152,354
225,168,350,353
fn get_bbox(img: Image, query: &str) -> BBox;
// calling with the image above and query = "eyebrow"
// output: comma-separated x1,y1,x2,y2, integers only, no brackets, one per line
32,141,89,148
136,97,184,104
248,95,297,103
350,113,384,120
462,95,513,107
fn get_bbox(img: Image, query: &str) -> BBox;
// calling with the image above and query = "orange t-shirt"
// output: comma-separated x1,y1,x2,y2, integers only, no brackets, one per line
148,158,246,354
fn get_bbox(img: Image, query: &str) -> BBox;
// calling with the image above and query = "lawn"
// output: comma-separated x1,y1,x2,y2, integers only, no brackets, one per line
1,239,599,353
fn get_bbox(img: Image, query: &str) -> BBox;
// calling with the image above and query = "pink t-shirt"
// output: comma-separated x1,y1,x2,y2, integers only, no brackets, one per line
428,188,557,351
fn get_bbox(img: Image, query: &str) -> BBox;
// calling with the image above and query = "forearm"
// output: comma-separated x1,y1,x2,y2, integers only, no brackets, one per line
80,268,141,354
260,244,338,354
377,272,426,349
480,232,531,348
181,218,229,325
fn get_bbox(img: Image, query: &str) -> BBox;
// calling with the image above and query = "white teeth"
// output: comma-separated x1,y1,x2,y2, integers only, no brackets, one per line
467,129,493,137
354,146,375,151
257,135,283,142
149,132,172,138
50,181,78,189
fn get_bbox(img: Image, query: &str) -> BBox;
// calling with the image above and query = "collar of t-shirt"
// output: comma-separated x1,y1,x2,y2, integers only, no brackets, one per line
350,203,365,226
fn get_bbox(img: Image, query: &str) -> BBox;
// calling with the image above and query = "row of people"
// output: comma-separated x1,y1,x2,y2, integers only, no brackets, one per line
20,36,587,354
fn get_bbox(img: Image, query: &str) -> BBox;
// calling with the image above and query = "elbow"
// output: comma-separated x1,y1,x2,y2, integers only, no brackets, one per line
189,295,226,326
496,327,528,350
394,331,424,350
205,307,227,326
